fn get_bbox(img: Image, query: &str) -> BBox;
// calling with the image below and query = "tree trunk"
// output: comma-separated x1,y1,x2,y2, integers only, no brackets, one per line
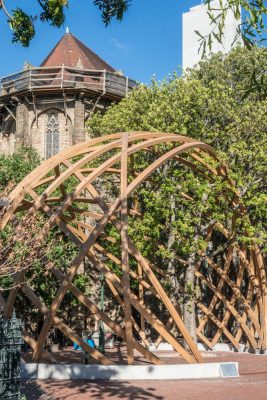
183,253,197,345
167,196,180,303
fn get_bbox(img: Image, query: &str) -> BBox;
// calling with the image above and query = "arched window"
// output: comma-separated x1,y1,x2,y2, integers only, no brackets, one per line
46,112,59,159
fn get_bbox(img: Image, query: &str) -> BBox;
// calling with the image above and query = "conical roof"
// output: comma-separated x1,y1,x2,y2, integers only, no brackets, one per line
40,32,115,72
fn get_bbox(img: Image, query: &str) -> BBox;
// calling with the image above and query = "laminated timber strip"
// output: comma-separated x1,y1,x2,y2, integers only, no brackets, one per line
0,131,266,365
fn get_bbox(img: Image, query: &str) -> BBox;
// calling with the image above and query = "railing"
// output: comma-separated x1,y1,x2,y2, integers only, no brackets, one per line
0,66,136,98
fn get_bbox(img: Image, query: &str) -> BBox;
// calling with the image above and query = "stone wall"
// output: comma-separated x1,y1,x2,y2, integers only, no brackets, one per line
0,132,16,155
0,91,113,158
30,101,75,159
73,99,85,144
15,102,29,149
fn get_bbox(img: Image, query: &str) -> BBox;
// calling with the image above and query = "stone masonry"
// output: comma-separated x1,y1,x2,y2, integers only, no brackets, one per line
0,31,135,159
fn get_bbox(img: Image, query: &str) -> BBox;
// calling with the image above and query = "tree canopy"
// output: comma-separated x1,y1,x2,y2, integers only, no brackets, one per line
0,46,266,340
0,148,89,337
0,0,131,46
0,0,266,48
88,45,267,251
87,45,266,332
198,0,267,53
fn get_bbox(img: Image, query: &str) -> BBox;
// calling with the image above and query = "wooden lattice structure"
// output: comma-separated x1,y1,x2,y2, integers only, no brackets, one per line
0,132,266,365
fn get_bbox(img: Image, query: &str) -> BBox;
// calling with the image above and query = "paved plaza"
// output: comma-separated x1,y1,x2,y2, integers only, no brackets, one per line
21,351,267,399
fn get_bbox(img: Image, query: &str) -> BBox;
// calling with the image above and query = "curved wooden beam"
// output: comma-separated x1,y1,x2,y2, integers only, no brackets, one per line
1,131,265,364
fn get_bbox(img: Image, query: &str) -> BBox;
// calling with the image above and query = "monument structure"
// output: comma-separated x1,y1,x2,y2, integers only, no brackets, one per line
1,132,266,365
182,0,242,69
0,30,135,157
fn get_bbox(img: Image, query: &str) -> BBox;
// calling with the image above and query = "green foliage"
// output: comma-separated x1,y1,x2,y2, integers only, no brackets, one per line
39,0,67,27
188,46,267,100
31,227,81,307
1,1,266,48
88,46,267,261
0,147,89,316
0,147,40,189
8,8,35,47
202,0,267,53
93,0,131,26
1,0,130,47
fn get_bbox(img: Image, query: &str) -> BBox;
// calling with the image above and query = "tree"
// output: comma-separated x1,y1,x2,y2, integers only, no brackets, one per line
0,147,40,189
87,46,267,337
0,148,90,340
198,0,267,54
0,0,131,46
188,45,267,100
0,0,266,48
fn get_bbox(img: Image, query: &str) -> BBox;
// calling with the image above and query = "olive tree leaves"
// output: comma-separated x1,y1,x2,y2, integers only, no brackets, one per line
38,0,67,27
1,0,68,47
0,0,266,49
8,8,36,47
194,1,267,100
199,0,267,56
0,0,130,47
93,0,131,26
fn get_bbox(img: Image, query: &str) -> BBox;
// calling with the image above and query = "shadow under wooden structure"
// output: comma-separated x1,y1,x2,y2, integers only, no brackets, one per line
0,132,266,365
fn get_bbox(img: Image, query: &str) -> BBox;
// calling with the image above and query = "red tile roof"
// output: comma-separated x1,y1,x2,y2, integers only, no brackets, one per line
40,32,115,72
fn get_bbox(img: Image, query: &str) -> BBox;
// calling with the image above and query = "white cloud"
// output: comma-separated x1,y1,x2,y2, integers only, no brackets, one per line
110,38,130,55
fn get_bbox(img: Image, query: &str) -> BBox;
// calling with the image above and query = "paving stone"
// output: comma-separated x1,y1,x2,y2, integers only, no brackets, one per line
21,351,267,400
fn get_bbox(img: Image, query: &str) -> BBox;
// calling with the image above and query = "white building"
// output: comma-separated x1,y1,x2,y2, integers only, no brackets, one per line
182,0,242,70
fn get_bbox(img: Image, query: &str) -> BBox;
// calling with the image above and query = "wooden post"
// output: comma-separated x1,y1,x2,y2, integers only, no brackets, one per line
138,263,145,342
120,132,134,364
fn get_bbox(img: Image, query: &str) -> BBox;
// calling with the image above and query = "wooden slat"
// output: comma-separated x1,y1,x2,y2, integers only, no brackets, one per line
207,257,262,340
197,246,233,336
87,250,196,364
1,131,265,366
195,270,258,351
195,301,240,350
21,284,113,365
22,330,57,363
0,293,56,362
104,276,158,363
52,267,158,363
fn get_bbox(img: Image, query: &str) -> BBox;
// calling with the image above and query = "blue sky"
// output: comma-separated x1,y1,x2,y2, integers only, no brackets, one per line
0,0,202,83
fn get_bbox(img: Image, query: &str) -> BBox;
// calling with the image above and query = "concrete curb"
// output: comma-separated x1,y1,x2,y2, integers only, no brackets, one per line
21,362,239,380
151,342,246,352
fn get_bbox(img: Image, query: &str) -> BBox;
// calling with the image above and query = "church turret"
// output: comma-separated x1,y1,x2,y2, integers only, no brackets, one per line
40,31,115,72
0,32,136,158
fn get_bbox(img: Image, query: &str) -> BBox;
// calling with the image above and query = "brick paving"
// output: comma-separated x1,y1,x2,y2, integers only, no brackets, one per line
21,351,267,400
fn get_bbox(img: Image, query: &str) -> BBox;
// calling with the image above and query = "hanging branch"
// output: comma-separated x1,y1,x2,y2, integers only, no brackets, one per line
0,0,12,19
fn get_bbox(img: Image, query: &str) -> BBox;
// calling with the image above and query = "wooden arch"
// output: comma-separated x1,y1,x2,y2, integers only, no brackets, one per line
0,131,266,365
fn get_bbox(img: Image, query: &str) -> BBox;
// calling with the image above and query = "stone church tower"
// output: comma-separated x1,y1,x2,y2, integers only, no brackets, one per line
0,31,135,158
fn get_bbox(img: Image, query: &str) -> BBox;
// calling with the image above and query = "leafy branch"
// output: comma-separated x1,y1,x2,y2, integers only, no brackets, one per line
0,0,130,47
93,0,131,26
198,0,267,56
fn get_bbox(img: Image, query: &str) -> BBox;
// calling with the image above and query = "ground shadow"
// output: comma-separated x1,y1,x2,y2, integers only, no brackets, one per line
21,380,54,400
21,379,164,400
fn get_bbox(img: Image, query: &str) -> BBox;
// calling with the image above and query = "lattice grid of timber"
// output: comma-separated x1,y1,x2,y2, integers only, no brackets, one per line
0,132,266,365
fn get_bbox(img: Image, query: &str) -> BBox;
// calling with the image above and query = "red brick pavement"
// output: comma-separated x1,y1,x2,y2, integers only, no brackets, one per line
21,352,267,400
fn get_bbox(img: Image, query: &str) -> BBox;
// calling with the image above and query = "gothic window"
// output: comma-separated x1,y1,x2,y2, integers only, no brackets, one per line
46,112,59,159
